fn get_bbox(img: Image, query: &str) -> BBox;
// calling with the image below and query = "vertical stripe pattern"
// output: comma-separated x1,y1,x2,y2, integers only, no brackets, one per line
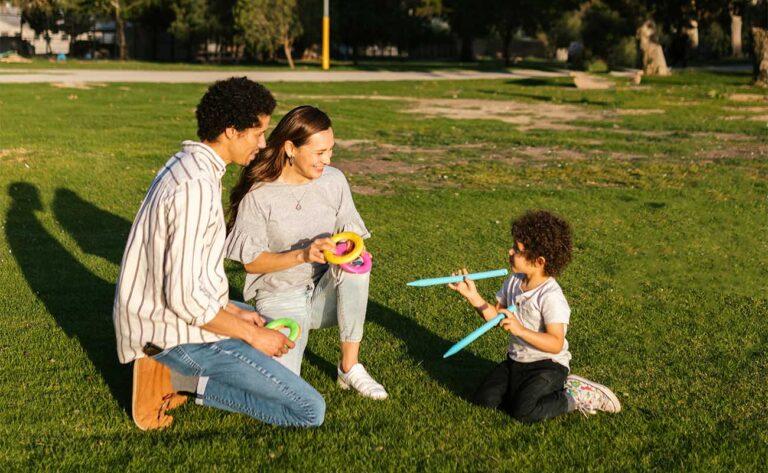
113,141,229,363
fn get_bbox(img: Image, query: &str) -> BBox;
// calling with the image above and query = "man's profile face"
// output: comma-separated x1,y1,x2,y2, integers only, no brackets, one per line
228,114,271,167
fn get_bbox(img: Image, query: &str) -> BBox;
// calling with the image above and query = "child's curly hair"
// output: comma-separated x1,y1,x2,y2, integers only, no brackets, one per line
511,210,572,277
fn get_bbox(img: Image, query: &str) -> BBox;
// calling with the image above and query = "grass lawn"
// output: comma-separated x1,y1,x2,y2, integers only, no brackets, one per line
0,71,766,470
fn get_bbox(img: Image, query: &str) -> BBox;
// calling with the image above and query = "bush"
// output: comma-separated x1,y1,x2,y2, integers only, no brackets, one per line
586,58,609,73
581,0,631,61
608,36,638,68
700,21,729,60
551,11,582,49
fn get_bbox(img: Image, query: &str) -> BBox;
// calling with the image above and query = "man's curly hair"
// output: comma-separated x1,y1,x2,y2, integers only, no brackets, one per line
196,77,276,142
511,210,573,277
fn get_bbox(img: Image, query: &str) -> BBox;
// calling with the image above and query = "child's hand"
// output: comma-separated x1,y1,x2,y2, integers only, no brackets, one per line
498,308,524,336
446,268,479,300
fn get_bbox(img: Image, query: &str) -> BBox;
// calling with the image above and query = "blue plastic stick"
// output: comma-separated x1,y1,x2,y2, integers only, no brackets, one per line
443,305,517,358
407,268,508,287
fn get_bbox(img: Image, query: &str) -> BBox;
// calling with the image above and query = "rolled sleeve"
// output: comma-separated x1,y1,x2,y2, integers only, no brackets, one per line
225,193,269,263
164,179,224,327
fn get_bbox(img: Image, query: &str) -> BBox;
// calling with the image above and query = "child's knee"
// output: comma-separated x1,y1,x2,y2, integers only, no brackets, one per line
472,389,502,409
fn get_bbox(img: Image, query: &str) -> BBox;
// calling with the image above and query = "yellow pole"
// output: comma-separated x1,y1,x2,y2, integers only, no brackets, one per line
322,0,330,70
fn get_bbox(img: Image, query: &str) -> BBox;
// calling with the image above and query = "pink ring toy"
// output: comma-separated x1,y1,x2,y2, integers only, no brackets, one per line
335,241,373,274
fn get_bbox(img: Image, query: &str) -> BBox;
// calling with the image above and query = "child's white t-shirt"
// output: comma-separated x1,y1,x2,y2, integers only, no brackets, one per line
496,274,572,369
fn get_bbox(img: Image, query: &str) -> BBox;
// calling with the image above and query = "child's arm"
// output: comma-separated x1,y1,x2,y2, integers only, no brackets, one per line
499,308,566,354
447,268,500,322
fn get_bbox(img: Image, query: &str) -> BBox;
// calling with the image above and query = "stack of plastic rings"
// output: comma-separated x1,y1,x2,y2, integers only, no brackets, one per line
322,231,373,274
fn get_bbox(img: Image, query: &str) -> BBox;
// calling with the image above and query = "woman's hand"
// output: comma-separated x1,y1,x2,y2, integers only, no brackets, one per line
301,237,336,264
447,268,479,300
498,308,524,336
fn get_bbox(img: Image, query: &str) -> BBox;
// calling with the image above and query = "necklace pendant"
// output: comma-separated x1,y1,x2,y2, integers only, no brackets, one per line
295,203,302,210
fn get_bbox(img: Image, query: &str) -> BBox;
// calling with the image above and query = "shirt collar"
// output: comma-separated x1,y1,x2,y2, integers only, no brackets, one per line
181,140,227,179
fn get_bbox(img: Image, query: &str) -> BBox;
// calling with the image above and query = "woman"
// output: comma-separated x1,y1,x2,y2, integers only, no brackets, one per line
225,106,387,400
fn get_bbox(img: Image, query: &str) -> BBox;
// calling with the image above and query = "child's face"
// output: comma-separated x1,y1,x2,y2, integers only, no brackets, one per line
509,241,544,276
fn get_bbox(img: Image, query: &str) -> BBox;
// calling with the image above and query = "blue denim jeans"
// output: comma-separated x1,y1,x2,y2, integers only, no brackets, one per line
253,266,370,375
153,338,325,427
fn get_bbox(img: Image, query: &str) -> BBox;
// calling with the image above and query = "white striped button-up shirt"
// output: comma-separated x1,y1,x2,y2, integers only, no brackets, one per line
113,141,229,363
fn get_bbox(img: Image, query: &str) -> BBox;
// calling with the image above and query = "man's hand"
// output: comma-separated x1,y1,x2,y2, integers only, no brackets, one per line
499,308,524,336
301,237,336,264
225,302,265,327
447,268,480,300
246,326,295,357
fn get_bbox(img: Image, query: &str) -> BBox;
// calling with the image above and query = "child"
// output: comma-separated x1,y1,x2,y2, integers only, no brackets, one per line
448,210,620,423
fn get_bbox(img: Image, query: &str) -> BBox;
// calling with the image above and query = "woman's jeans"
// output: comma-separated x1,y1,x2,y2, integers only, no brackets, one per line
153,338,325,427
253,267,370,375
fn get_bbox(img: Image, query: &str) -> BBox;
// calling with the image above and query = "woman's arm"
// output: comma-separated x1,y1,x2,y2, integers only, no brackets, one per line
243,237,336,274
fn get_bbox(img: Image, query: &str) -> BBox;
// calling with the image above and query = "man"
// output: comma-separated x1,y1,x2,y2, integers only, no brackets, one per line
113,77,325,430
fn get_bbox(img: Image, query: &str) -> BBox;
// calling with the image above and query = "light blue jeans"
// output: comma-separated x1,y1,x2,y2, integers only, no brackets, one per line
253,266,370,375
153,338,325,427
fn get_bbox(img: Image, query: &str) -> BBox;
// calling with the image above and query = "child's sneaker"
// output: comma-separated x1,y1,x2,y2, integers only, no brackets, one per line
566,374,621,414
337,363,388,400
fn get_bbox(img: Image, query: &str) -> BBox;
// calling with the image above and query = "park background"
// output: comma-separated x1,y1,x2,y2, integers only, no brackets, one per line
1,0,767,471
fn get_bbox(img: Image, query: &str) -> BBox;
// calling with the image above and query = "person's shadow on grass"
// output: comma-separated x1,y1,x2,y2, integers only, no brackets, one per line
367,301,496,400
9,183,495,411
6,183,131,413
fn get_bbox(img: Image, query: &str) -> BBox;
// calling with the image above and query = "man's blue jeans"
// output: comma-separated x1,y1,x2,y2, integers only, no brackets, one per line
153,338,325,427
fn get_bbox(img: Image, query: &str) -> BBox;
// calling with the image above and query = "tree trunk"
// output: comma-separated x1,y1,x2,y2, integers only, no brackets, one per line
460,32,474,61
684,20,699,50
752,26,768,86
637,20,670,76
113,2,127,60
502,27,512,66
731,14,743,57
283,36,295,69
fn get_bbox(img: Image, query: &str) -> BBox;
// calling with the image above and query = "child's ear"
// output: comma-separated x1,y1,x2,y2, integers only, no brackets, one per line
536,256,546,269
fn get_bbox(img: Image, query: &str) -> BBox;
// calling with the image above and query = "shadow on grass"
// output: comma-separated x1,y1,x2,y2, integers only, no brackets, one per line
478,87,614,107
6,183,131,412
367,301,495,400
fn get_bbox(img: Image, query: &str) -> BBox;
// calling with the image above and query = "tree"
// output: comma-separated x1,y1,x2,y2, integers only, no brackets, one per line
488,0,579,66
60,0,95,53
444,0,493,61
235,0,301,66
22,0,60,54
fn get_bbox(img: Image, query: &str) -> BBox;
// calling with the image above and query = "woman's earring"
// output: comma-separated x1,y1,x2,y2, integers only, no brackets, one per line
287,154,294,165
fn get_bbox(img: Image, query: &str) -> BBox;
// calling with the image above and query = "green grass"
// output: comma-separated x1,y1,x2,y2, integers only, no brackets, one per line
1,70,767,470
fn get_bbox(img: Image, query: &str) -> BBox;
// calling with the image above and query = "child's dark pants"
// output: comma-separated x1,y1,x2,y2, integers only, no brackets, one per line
473,358,569,423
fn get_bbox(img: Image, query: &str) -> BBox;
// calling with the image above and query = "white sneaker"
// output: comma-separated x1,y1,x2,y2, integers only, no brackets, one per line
337,363,388,400
566,374,621,415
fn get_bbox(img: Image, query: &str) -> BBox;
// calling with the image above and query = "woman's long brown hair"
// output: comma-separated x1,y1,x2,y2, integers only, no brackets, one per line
227,105,332,231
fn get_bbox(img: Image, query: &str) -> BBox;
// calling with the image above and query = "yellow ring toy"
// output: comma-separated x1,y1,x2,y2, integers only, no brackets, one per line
265,318,301,342
323,232,364,265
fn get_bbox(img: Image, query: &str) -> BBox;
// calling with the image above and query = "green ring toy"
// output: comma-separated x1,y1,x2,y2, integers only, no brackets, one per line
265,318,301,341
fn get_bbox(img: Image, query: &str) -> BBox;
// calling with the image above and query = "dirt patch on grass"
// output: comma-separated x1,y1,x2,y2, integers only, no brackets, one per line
695,139,768,160
282,93,607,132
617,109,665,116
728,93,768,102
0,147,30,164
50,82,107,90
405,98,602,132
